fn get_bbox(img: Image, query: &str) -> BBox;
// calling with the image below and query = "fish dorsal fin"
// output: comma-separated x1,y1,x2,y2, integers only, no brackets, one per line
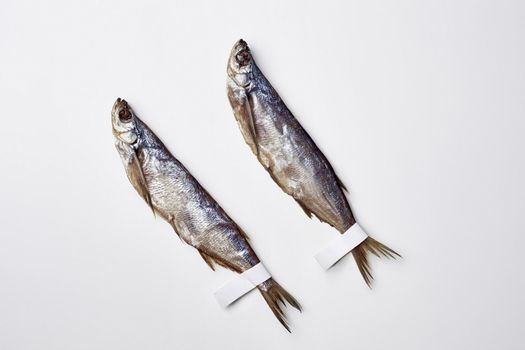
335,174,348,193
127,149,155,216
236,225,251,241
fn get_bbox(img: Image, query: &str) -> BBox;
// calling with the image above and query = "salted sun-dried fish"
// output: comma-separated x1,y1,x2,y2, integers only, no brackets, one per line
111,98,300,331
226,40,399,286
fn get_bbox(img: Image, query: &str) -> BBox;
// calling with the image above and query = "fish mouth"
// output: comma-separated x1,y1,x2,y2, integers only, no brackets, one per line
233,39,251,66
113,98,132,122
235,38,248,50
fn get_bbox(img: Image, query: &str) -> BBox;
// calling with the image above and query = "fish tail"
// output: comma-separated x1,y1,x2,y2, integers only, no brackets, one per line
352,237,401,288
258,279,302,333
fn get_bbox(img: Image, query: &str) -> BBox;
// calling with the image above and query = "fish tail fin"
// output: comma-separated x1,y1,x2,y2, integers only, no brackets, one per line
258,279,302,333
352,237,401,288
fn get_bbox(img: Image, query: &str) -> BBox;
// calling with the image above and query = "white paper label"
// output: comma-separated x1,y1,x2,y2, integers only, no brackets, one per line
214,262,271,308
315,223,368,270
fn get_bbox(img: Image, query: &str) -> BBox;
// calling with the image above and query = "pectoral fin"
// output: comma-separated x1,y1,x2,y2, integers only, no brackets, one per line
127,150,155,216
228,89,258,155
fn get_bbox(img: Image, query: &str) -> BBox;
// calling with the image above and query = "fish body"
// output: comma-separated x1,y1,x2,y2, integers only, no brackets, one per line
111,99,300,330
226,40,399,285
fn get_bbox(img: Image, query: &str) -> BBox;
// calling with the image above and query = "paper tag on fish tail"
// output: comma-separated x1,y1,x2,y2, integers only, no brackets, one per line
214,263,271,308
315,223,368,270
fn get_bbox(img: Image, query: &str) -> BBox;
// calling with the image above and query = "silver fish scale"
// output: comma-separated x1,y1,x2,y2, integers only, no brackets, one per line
129,118,259,272
112,98,302,329
231,62,354,233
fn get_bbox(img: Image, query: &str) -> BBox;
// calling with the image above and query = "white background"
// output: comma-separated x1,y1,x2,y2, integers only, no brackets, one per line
1,1,524,349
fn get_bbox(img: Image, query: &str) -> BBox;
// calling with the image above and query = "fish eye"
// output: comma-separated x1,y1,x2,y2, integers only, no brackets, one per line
118,108,132,122
236,50,251,65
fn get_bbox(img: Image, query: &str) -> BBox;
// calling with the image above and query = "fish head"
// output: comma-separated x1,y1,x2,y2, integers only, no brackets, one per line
227,39,254,87
112,98,138,144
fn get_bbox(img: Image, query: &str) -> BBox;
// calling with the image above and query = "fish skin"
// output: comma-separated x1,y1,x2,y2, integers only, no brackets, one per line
226,40,399,285
111,98,300,331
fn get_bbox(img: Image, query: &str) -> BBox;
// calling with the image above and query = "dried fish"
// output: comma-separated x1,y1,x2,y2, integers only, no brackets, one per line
112,98,300,330
226,40,399,286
